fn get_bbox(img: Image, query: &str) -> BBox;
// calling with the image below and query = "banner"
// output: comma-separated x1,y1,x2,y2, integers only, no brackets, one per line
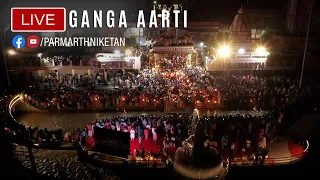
94,128,130,158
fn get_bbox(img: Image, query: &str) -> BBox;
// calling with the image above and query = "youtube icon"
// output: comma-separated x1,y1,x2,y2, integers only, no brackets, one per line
11,7,66,32
27,35,40,48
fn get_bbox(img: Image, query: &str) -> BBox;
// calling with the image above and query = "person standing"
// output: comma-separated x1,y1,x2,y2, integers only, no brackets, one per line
130,127,135,140
152,127,157,144
144,128,149,140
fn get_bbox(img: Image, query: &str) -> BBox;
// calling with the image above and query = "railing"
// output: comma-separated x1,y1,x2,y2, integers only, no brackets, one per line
9,132,76,150
231,140,309,166
6,92,310,171
8,94,22,122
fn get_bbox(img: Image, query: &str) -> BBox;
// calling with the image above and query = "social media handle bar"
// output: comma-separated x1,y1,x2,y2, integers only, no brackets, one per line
12,35,125,48
40,37,125,47
12,35,40,49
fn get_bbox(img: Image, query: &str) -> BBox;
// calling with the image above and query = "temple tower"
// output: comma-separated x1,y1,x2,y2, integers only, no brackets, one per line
230,7,252,43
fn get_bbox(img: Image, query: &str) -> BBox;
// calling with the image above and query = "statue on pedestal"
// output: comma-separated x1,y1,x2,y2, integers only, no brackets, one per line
174,114,224,179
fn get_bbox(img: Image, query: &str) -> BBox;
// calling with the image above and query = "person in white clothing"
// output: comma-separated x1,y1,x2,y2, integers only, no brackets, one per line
151,127,156,134
130,128,135,140
116,124,121,131
96,121,104,128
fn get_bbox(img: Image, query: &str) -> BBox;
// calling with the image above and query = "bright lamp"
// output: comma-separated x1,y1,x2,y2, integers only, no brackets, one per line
256,47,267,55
125,49,132,56
218,46,231,57
8,50,16,55
238,48,245,54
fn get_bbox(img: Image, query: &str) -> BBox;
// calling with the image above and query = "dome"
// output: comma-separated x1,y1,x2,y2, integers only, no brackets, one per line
230,7,252,43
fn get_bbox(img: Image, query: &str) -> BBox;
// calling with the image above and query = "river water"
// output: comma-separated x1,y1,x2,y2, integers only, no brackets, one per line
16,110,270,130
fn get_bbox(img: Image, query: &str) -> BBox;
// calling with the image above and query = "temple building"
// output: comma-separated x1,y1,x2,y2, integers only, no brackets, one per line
206,7,269,71
149,29,197,69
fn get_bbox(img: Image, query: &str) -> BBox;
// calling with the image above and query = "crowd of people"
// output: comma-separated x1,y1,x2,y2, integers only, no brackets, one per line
6,110,279,165
3,54,317,168
21,65,313,112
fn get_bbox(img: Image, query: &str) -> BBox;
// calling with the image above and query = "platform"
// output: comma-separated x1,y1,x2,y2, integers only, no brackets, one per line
231,139,308,166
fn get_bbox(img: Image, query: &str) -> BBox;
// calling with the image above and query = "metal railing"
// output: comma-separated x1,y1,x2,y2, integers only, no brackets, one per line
231,140,309,166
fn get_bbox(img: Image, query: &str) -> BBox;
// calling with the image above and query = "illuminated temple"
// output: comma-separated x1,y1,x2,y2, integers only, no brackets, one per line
206,7,269,71
149,29,198,69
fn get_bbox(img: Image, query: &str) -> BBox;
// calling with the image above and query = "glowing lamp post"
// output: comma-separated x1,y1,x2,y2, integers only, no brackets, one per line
218,45,231,85
238,48,245,54
8,50,16,55
218,45,231,69
218,46,231,58
256,47,268,56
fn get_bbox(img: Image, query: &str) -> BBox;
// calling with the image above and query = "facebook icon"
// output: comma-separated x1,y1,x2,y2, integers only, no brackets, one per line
12,35,25,49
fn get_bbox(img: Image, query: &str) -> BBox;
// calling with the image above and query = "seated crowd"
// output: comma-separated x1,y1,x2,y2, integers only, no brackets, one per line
22,66,314,111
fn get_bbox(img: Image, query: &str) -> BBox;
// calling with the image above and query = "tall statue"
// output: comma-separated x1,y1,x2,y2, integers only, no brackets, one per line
192,120,207,166
174,112,224,179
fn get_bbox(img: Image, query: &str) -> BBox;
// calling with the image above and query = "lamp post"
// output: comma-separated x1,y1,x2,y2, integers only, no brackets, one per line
299,0,314,89
38,53,42,66
199,42,204,66
218,45,231,84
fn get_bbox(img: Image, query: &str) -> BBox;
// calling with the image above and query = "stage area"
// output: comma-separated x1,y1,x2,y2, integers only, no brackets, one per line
231,138,307,166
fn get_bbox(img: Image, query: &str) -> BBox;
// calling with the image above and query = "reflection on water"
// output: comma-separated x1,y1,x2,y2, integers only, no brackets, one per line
17,110,270,130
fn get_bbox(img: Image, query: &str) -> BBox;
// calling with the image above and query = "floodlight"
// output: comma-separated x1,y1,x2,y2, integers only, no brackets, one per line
256,47,267,55
218,46,231,57
238,48,245,54
8,50,16,55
